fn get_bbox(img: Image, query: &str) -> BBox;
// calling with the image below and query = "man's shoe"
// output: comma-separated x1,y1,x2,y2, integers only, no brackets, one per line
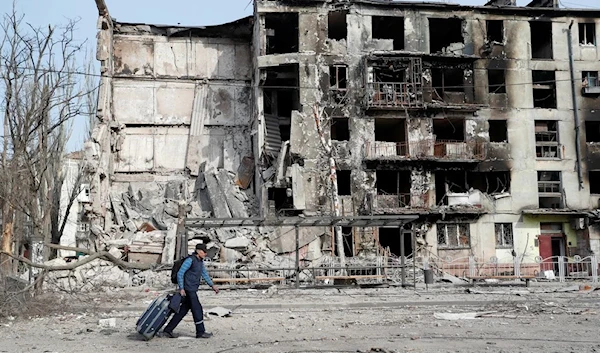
196,332,213,339
163,331,179,338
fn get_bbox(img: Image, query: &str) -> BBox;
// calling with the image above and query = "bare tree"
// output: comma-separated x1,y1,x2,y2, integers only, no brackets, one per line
0,3,94,273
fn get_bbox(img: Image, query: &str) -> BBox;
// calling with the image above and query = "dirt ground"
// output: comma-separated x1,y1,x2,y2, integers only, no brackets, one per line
1,282,599,353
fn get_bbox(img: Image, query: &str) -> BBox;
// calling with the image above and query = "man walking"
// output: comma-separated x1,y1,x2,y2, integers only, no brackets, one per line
163,243,219,339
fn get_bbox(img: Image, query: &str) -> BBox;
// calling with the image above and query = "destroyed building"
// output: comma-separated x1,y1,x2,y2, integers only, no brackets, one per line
84,0,600,274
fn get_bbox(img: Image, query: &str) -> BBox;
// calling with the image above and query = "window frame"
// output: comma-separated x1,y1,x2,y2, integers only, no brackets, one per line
494,223,514,249
437,223,470,249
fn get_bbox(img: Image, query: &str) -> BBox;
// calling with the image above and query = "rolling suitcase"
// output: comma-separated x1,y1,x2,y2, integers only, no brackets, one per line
136,293,173,340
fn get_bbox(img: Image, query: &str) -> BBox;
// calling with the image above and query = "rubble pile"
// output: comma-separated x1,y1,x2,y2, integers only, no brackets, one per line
45,169,335,290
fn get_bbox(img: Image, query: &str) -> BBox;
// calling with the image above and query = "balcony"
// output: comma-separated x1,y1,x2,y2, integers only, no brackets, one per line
367,82,423,109
365,140,487,161
372,193,429,211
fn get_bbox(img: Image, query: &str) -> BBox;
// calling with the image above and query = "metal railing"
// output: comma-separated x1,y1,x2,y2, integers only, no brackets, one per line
365,140,487,160
367,82,423,108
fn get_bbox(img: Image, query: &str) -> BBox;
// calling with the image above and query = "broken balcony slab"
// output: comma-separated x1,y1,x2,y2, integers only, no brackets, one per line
215,169,248,218
204,172,233,218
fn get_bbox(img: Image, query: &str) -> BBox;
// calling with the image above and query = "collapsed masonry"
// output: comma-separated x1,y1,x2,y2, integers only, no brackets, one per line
71,0,600,289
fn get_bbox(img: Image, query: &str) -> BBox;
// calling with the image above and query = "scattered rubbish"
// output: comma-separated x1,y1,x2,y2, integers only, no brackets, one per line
206,307,232,317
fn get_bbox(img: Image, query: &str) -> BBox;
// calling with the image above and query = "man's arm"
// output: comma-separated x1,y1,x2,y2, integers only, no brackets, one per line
177,258,193,290
200,262,214,288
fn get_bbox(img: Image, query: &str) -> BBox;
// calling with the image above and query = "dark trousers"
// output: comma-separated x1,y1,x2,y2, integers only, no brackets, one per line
164,290,206,335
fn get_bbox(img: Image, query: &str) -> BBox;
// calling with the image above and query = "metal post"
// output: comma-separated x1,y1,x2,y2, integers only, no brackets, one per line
295,226,300,289
400,228,406,287
412,230,416,288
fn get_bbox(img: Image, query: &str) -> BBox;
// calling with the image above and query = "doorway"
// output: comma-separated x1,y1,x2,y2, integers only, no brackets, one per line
378,227,413,257
538,222,565,274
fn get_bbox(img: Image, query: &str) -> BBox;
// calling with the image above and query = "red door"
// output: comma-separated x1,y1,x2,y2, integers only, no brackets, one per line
538,235,553,272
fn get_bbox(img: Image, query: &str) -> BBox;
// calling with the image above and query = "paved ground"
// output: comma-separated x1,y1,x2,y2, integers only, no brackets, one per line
1,283,599,353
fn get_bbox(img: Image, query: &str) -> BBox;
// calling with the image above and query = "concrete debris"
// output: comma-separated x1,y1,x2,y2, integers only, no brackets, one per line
440,273,469,284
224,237,251,250
433,311,497,320
98,318,116,328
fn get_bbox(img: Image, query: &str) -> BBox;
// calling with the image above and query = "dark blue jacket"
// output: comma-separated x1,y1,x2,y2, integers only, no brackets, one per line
177,255,213,292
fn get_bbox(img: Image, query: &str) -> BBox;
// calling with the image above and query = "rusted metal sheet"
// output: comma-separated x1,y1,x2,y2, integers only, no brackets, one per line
235,156,255,189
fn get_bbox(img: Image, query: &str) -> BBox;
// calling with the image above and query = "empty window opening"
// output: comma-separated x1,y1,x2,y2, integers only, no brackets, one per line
532,70,557,108
374,119,407,156
495,223,513,248
590,171,600,194
328,11,348,40
265,13,299,55
538,171,562,208
429,18,464,54
585,121,600,142
535,120,560,159
435,171,467,205
489,120,508,142
486,20,504,43
334,227,354,257
431,68,467,104
337,170,352,196
488,69,506,93
375,119,406,142
583,71,599,88
433,118,465,141
467,171,511,194
579,22,596,45
530,21,553,59
268,188,293,211
378,228,413,257
376,170,411,195
437,223,470,249
331,117,350,141
372,16,405,50
330,65,348,90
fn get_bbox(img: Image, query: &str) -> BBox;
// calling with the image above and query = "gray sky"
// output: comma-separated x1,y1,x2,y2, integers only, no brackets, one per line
8,0,600,151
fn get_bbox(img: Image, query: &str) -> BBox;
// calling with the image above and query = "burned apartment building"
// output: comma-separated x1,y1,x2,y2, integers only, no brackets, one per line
87,0,600,270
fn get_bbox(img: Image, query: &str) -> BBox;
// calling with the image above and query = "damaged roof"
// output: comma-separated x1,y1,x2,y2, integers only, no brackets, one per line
113,16,253,40
261,0,600,16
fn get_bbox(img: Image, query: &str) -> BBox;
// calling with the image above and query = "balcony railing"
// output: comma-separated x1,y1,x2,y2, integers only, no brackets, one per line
367,82,422,108
373,194,429,209
365,140,487,161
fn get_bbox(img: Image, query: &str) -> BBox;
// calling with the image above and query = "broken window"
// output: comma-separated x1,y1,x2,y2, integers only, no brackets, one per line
590,171,600,194
488,69,506,94
431,67,469,104
467,171,511,194
586,121,600,142
373,119,407,156
375,171,411,208
334,227,354,257
372,16,405,50
538,171,562,208
337,170,351,196
530,21,553,59
331,117,350,141
433,118,465,141
268,188,294,213
532,70,557,108
429,18,464,54
579,22,596,45
378,228,413,257
329,65,348,103
535,120,560,159
435,171,468,205
368,57,424,108
495,223,513,248
437,223,470,249
265,13,299,55
582,71,600,95
486,20,504,43
489,120,508,142
328,11,348,40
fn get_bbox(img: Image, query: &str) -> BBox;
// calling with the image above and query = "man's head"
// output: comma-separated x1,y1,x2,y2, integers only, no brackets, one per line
195,243,207,259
